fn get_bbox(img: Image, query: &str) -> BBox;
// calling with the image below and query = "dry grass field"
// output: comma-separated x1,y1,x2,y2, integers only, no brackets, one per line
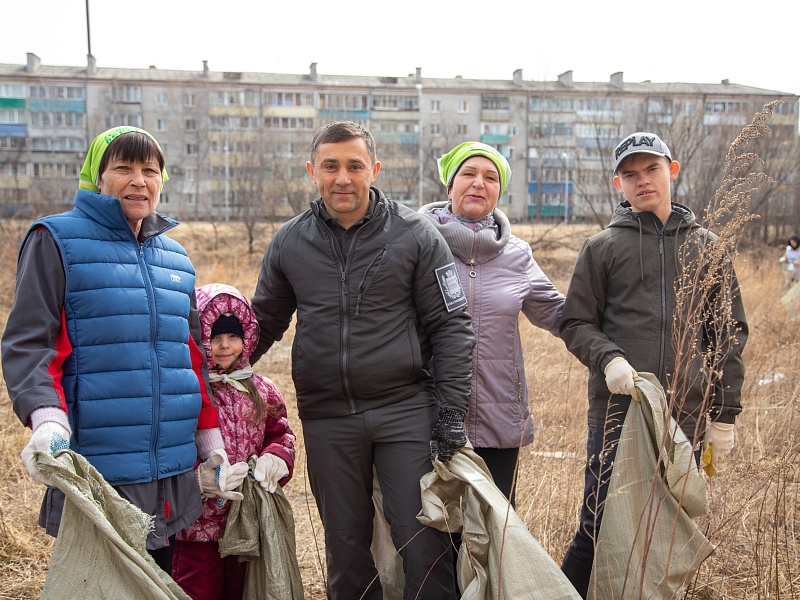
0,219,797,599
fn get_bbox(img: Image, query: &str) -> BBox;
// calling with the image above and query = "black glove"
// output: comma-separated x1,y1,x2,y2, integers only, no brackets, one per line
430,408,466,463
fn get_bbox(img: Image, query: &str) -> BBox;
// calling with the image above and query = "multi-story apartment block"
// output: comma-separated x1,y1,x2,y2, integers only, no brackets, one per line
1,53,797,222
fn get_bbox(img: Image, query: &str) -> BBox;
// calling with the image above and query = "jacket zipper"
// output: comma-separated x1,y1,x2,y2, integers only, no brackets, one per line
467,233,478,314
318,216,370,415
658,222,667,381
137,239,161,477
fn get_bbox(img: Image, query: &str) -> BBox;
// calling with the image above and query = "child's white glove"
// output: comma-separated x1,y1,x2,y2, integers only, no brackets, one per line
225,461,250,492
253,454,289,493
196,449,244,503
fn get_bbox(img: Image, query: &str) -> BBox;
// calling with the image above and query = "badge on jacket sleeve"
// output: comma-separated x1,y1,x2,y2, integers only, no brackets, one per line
435,263,468,312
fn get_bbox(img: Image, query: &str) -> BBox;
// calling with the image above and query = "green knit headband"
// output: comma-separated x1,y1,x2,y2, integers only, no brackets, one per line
79,126,168,192
437,141,512,197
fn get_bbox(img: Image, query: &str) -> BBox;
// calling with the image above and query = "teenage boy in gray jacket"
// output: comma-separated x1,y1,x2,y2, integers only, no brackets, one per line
559,132,748,598
250,121,474,600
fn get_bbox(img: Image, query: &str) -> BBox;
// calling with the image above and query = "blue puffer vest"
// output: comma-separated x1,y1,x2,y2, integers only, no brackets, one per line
32,190,202,485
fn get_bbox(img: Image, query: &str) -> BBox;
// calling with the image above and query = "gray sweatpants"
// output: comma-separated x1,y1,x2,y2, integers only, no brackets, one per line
302,397,455,600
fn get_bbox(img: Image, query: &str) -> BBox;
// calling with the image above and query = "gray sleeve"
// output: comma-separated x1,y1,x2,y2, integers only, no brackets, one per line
520,241,566,337
1,228,68,426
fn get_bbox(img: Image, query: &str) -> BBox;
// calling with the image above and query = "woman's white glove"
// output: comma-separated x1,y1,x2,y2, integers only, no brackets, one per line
21,421,71,486
196,448,244,503
702,422,735,474
253,454,289,493
604,356,637,396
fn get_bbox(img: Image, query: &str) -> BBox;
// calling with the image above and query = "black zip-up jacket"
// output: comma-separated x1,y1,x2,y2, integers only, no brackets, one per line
251,188,474,420
560,202,747,438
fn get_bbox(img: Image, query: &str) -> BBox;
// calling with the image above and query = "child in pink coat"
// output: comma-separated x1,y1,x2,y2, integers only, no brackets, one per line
172,283,296,600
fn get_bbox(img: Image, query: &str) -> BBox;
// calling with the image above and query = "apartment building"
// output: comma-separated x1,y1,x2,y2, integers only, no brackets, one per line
1,53,797,221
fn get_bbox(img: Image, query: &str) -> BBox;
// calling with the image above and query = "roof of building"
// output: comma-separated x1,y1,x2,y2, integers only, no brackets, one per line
1,61,796,98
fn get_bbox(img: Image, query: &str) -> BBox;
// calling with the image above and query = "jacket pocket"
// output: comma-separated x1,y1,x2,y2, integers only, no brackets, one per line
355,245,390,316
406,318,423,378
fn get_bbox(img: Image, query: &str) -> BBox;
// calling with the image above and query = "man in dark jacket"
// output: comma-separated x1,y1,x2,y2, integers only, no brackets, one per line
251,121,474,599
559,132,748,598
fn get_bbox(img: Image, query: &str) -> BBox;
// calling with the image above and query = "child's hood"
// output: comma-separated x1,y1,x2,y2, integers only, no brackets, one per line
196,283,259,370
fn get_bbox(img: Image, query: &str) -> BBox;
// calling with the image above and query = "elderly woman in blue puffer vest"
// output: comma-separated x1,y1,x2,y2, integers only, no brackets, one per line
2,126,241,574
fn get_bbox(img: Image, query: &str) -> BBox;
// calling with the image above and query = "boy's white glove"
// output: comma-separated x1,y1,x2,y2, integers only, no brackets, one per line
21,421,71,486
604,356,637,397
702,422,735,476
196,449,244,503
253,454,289,493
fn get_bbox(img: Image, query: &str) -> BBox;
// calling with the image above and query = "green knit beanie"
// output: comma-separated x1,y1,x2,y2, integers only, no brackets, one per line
79,126,168,192
437,141,512,196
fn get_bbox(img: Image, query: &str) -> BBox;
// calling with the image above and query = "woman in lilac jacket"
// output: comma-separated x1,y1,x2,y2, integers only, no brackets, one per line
420,141,565,504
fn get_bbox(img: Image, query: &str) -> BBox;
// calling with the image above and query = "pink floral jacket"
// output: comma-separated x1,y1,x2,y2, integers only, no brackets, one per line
177,283,296,543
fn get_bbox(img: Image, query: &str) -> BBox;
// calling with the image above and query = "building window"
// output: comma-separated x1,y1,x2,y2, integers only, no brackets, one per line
372,94,418,111
482,94,510,110
530,97,575,112
431,100,441,112
0,109,25,124
0,84,25,97
157,119,168,131
318,94,368,110
457,124,468,135
266,91,314,107
155,92,168,106
29,85,84,99
0,136,26,150
115,85,141,103
186,143,198,156
210,90,259,106
30,137,85,151
457,100,469,113
264,117,315,130
429,124,441,136
29,112,86,127
160,192,170,204
187,192,197,206
185,168,197,181
109,114,142,127
185,119,197,131
184,93,198,108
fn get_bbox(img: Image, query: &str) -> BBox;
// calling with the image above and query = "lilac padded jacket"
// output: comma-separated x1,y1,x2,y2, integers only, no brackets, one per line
420,202,565,448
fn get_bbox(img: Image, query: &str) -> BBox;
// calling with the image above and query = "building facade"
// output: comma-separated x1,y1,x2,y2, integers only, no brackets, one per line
1,53,797,221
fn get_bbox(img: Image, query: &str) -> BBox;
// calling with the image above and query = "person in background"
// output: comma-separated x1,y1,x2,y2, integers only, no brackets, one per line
420,141,565,505
779,235,800,288
1,126,240,573
558,131,748,598
172,283,296,600
250,121,474,599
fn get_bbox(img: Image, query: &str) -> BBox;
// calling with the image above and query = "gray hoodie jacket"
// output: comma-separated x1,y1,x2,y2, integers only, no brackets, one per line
420,202,565,448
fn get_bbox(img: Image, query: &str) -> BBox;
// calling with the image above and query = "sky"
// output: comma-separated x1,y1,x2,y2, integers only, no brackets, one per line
2,0,798,96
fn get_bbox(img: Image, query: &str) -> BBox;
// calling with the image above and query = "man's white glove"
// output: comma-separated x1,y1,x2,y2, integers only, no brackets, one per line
21,421,71,486
253,454,289,493
702,422,735,476
196,448,244,503
604,356,637,397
